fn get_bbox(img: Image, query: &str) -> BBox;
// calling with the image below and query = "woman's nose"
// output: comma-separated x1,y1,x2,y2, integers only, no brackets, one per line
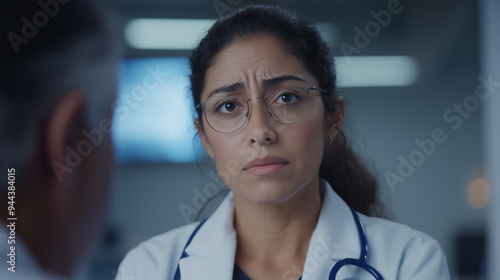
245,101,277,145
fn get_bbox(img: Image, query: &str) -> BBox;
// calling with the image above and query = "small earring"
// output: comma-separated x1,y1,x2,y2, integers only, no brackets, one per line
328,125,338,146
328,134,334,146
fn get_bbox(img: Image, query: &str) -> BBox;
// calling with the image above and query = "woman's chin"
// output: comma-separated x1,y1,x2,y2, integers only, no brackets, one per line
234,185,299,205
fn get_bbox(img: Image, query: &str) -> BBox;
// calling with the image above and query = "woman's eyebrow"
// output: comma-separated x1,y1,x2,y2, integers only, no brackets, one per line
207,82,245,99
262,75,307,87
206,75,306,99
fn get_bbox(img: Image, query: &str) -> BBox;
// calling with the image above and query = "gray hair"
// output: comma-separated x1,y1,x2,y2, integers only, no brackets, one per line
0,0,121,182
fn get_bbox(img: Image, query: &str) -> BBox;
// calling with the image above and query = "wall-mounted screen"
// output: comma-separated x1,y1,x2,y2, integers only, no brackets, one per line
112,57,202,162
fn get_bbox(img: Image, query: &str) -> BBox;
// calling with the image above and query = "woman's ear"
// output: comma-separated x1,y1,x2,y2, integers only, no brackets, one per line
194,119,214,159
327,96,345,137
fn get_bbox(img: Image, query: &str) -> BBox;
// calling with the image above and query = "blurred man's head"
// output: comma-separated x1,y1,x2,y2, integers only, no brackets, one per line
0,0,120,276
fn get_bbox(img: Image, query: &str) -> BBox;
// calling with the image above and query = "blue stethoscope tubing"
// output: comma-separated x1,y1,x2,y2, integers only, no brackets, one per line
173,208,383,280
328,208,384,279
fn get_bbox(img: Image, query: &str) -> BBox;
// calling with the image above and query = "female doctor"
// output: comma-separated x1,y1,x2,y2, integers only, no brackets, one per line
117,6,450,280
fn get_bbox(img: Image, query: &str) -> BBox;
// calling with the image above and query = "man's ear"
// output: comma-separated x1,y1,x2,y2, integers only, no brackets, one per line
327,96,345,137
194,119,214,159
44,90,86,213
46,91,85,166
40,90,86,227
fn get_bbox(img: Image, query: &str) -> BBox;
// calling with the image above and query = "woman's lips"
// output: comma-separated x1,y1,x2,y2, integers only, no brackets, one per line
243,157,289,175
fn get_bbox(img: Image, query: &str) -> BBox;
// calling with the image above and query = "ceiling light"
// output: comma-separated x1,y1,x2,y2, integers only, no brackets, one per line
335,55,419,87
125,19,215,50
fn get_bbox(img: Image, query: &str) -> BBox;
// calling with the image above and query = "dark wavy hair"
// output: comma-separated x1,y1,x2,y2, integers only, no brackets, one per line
189,5,384,217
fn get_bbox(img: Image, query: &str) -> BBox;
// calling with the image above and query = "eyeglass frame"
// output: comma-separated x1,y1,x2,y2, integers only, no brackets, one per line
195,86,328,134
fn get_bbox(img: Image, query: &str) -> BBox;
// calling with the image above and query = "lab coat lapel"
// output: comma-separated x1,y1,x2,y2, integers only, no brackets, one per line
178,192,237,280
301,181,361,280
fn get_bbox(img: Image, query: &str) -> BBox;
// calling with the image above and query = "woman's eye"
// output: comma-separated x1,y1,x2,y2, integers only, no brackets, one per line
277,92,300,104
215,100,240,113
222,102,236,112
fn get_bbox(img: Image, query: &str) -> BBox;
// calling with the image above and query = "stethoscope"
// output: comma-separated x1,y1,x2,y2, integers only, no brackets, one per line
173,208,384,280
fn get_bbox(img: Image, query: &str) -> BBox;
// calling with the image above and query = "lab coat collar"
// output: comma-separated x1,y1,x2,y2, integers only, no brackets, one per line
315,180,361,259
179,180,360,279
179,192,237,279
301,180,361,279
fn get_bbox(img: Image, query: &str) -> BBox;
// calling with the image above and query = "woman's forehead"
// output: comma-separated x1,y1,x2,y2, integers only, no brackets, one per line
203,35,317,97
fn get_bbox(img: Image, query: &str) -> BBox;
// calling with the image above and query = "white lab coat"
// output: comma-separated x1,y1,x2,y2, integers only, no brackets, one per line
117,181,450,280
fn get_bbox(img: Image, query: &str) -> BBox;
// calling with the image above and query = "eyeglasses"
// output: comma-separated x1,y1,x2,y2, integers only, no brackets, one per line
196,87,327,134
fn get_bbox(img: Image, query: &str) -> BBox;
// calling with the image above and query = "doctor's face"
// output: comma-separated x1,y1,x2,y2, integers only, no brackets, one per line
197,35,333,204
